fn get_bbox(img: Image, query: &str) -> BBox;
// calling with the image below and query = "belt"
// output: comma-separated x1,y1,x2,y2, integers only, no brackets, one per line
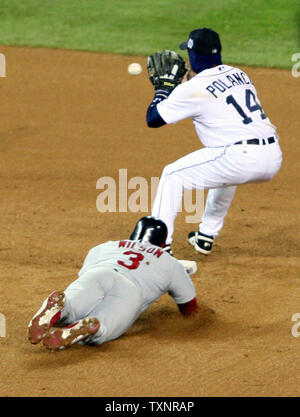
234,136,275,146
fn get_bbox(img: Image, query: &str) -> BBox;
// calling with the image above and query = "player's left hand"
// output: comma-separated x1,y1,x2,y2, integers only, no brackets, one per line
147,50,188,91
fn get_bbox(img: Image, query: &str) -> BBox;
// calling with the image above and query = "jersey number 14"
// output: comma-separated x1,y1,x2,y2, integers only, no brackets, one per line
226,88,266,124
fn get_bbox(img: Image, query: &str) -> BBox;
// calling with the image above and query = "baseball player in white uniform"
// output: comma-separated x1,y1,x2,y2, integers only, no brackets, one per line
28,217,198,351
146,28,282,255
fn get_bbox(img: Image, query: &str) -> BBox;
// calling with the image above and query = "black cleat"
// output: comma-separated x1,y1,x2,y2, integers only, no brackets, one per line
187,231,214,255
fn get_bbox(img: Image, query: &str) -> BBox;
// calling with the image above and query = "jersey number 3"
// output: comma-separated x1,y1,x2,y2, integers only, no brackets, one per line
118,251,144,270
226,89,266,124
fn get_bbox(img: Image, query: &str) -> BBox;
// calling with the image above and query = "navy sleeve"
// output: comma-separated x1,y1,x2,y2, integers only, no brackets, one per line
146,88,172,128
146,105,166,128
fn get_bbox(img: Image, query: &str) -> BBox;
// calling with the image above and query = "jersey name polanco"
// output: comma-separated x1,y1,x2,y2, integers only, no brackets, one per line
157,65,277,147
78,240,196,312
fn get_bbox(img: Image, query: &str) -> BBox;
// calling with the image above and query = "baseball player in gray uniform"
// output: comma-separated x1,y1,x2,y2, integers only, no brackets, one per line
146,28,282,255
28,217,198,351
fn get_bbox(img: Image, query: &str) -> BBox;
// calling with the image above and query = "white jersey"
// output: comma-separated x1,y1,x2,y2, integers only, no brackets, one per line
157,65,277,147
78,240,196,311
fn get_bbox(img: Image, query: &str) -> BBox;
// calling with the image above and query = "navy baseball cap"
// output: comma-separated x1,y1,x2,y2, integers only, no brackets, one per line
179,28,222,55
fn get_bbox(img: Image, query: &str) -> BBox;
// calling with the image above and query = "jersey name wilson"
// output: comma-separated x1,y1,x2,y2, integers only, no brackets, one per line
118,240,164,258
206,71,253,98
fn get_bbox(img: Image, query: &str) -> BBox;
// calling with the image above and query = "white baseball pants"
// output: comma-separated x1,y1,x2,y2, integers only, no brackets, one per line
152,141,282,243
60,265,143,345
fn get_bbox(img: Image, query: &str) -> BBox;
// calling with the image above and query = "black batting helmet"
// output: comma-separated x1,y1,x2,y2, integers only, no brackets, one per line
129,216,168,248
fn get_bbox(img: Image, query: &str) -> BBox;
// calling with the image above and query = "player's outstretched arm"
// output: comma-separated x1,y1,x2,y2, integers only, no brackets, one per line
168,259,198,316
146,50,187,128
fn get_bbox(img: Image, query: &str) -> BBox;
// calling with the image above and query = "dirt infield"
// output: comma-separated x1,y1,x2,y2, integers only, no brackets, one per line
0,46,299,397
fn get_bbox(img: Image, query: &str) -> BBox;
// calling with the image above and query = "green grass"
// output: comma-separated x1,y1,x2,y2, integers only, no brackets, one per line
0,0,298,68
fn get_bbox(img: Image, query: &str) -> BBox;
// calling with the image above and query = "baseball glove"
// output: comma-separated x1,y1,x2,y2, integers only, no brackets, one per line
147,50,188,91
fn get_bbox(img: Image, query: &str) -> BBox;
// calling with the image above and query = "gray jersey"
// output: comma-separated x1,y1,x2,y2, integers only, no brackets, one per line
78,240,196,312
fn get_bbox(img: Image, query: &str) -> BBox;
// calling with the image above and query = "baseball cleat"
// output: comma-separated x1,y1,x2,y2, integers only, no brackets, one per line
187,231,214,255
42,317,100,351
28,291,65,345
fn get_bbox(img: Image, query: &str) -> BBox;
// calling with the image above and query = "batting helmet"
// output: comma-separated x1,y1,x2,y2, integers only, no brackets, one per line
129,216,168,248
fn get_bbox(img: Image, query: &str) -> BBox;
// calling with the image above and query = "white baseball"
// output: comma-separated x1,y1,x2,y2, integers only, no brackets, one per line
128,62,142,76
